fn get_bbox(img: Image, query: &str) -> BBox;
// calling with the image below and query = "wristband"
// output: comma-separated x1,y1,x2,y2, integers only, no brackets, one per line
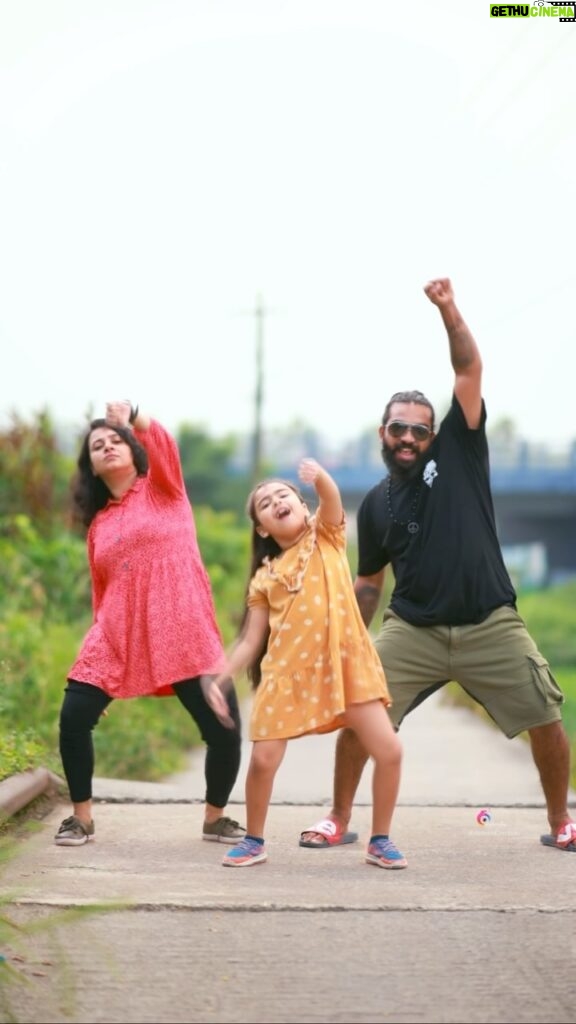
129,404,139,425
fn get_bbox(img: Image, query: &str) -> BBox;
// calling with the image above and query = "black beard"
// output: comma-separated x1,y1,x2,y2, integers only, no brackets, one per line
381,441,427,482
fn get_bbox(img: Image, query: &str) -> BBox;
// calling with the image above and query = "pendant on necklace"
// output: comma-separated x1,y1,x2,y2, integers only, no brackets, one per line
386,476,421,533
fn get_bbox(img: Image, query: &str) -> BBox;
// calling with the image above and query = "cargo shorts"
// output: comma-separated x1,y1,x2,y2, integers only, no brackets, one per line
374,605,565,738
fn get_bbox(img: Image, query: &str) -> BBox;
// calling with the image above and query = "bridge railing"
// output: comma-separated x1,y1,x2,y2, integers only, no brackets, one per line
270,443,576,496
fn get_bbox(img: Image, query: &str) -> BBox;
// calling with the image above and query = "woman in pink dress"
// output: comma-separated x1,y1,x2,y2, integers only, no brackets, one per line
54,400,245,848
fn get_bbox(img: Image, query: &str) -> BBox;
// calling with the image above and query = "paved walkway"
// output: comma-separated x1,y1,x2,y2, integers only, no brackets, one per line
2,692,575,1024
137,688,551,808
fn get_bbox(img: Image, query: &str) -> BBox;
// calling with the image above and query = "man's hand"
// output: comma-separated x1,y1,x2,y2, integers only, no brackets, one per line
424,278,454,308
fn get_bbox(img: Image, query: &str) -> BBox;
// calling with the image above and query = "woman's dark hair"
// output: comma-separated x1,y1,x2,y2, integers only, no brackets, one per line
241,477,305,690
71,418,149,528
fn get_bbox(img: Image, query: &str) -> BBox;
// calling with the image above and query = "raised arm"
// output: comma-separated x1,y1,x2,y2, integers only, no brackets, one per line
105,400,185,498
298,458,343,526
424,278,483,429
104,400,151,432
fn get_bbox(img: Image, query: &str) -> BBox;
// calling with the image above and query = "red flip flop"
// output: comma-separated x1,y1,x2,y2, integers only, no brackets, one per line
299,817,358,848
540,820,576,852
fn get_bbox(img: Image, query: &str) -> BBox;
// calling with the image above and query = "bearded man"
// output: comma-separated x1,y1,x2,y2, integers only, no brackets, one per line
299,277,576,856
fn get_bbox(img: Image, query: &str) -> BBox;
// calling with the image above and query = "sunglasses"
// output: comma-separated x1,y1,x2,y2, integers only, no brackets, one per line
386,420,432,442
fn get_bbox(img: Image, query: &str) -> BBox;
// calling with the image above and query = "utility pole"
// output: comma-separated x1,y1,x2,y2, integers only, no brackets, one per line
251,293,265,486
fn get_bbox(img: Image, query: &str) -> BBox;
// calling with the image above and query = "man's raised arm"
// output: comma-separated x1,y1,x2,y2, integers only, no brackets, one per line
424,277,483,429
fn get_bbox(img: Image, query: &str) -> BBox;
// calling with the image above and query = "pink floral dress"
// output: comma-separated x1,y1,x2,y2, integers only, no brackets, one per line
68,420,225,698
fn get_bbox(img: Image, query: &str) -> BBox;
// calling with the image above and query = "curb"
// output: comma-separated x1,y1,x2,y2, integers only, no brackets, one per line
0,768,65,819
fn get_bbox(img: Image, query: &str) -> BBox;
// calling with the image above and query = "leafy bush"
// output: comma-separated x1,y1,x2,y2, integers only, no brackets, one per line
0,410,74,538
0,517,90,623
0,507,251,785
2,445,575,793
0,732,51,780
516,582,576,667
194,506,250,640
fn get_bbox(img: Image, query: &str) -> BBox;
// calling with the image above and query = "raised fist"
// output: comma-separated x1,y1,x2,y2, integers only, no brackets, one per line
424,278,453,307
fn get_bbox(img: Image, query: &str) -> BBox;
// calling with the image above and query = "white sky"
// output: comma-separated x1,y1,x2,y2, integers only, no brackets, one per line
1,0,575,450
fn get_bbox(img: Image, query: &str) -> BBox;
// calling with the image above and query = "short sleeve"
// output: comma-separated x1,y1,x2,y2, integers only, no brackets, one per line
314,512,346,552
247,574,269,609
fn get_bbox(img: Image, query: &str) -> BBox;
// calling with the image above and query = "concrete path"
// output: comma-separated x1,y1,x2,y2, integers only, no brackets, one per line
92,688,550,808
2,691,575,1024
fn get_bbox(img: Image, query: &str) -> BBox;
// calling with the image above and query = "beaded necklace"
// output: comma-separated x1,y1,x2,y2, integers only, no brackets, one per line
385,476,421,535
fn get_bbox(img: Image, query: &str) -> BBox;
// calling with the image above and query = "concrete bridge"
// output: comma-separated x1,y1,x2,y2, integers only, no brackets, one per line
274,445,576,585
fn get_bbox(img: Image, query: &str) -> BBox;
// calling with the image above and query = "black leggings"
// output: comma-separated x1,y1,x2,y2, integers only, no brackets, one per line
59,678,242,808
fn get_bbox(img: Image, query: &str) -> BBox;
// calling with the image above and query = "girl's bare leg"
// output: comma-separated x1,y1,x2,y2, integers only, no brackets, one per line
245,738,288,838
344,701,402,837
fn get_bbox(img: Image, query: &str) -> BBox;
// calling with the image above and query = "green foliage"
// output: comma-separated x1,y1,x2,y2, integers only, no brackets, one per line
0,411,74,538
87,695,203,780
178,423,252,514
195,505,250,639
0,617,81,779
516,582,576,667
0,515,90,623
0,733,49,780
555,669,576,735
0,413,254,787
2,410,575,796
0,504,252,786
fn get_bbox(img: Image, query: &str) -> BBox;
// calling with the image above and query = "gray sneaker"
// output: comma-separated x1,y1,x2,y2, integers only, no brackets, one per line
202,817,247,844
54,815,95,846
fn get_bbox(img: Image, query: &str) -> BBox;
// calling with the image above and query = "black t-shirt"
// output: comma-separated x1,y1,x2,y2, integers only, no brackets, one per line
356,394,517,626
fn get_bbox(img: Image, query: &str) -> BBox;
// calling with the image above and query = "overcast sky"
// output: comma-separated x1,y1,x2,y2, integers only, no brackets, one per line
1,1,574,453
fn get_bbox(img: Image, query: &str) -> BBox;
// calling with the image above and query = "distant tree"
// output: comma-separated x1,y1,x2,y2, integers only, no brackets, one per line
0,410,74,536
177,423,251,514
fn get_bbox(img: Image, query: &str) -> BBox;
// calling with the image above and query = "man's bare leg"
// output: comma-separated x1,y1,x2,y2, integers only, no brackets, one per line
300,727,370,845
529,721,574,835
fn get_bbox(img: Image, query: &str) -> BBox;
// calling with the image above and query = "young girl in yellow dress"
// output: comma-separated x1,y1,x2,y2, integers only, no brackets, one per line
207,457,407,869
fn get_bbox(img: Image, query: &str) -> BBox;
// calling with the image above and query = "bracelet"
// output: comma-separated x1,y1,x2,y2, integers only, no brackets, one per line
129,404,139,425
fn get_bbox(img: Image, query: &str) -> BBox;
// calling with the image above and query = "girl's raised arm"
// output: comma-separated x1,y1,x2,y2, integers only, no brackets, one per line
298,458,343,526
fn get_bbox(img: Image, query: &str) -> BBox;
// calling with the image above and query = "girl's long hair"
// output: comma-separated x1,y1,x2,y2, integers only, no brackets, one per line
71,419,149,528
242,477,304,689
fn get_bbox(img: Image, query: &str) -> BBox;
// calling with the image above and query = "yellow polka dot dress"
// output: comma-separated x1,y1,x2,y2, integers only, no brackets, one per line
247,514,391,741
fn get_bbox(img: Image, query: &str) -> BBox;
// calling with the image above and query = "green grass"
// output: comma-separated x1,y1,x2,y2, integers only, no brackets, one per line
1,577,575,791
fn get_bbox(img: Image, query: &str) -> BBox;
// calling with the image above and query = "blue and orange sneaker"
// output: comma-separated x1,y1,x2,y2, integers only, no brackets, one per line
222,835,267,867
365,835,407,870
